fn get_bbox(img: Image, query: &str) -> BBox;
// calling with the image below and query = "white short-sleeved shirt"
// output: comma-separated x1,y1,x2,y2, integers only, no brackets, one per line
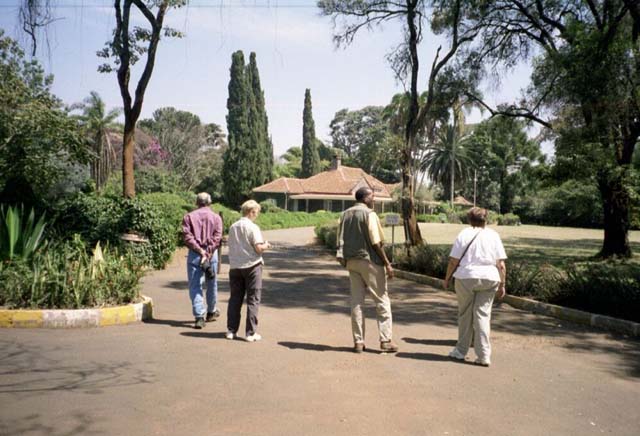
228,217,265,269
450,227,507,281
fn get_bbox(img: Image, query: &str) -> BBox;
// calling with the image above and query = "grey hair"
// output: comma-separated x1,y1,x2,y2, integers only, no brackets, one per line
196,192,212,207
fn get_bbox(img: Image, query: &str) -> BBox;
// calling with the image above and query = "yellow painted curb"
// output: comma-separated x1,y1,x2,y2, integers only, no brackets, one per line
0,295,153,328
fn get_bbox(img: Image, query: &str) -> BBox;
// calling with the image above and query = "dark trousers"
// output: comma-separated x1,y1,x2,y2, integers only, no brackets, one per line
227,263,262,336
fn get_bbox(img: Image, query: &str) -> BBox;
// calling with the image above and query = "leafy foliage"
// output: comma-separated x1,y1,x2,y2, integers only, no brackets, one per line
0,31,87,205
314,223,339,250
53,193,177,269
329,106,400,183
138,107,224,190
0,236,143,309
461,116,543,213
71,91,122,191
0,205,47,261
513,180,603,228
223,51,273,207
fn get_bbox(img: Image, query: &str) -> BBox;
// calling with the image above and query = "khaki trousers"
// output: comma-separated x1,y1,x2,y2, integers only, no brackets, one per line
346,259,393,344
454,278,499,362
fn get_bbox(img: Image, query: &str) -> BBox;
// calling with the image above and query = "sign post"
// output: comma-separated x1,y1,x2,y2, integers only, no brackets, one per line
384,214,401,263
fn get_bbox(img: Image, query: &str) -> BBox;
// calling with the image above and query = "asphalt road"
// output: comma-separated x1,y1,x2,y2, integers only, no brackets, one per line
1,227,639,436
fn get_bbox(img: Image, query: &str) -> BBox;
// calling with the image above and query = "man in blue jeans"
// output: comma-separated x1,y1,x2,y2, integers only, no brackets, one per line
182,192,223,329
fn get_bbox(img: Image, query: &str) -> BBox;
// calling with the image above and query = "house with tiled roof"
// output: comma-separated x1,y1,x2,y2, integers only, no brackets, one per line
253,157,397,213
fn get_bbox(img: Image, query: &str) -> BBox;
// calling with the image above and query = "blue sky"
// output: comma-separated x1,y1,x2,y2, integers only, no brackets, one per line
0,0,535,157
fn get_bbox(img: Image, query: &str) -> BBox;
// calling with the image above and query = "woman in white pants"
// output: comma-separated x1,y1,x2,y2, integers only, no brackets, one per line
443,207,507,367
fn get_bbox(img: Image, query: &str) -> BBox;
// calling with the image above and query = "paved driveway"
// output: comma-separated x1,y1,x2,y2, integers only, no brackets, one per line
1,227,639,435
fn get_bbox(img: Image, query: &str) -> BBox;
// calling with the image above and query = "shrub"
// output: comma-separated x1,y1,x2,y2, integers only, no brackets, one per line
139,192,193,245
514,180,603,227
102,168,186,197
52,193,177,269
315,223,338,249
550,261,640,322
211,203,241,233
416,214,445,223
259,198,284,213
390,244,449,278
506,261,563,299
497,213,521,226
0,236,143,309
120,198,176,269
256,211,339,231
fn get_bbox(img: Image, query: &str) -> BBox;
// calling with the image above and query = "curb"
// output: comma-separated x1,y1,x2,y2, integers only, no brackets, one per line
0,295,153,328
394,269,640,338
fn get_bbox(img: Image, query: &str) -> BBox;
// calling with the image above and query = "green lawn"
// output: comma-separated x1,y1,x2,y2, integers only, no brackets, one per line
383,223,640,266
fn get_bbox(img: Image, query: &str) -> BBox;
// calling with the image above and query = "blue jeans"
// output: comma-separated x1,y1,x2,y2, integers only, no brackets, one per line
187,249,218,318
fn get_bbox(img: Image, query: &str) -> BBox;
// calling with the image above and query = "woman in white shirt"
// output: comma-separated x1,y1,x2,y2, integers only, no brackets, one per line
443,207,507,367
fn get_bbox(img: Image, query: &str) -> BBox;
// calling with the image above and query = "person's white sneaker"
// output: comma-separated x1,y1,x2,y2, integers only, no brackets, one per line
474,358,491,367
245,333,262,342
225,331,235,340
448,348,466,361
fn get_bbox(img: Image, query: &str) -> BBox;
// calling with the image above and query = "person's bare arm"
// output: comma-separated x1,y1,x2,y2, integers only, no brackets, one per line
443,257,460,290
373,242,394,278
254,241,271,254
496,259,506,299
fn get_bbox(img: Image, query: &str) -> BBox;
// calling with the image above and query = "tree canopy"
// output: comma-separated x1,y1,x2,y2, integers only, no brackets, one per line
0,31,87,206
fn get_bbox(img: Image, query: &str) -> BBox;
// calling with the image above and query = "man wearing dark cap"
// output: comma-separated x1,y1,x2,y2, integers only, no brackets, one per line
337,187,398,353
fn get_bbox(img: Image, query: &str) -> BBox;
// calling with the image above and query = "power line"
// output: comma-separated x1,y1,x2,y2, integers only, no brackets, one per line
0,1,319,8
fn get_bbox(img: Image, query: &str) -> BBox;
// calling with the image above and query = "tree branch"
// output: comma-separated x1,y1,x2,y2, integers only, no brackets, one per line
465,92,553,129
115,0,133,113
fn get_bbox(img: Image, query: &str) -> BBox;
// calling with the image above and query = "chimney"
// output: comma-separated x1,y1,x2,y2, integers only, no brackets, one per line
331,155,341,170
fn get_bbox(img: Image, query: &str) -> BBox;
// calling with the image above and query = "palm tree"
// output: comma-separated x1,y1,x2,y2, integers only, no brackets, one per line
421,124,473,207
75,92,122,191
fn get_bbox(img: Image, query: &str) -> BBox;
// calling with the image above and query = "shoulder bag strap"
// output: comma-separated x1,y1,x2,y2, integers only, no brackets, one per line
454,229,482,273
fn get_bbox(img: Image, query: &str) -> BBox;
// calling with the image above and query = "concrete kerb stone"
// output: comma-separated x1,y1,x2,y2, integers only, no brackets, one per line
0,295,153,328
394,269,640,338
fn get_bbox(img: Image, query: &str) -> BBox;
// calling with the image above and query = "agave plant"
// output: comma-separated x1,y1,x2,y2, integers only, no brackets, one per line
0,205,47,261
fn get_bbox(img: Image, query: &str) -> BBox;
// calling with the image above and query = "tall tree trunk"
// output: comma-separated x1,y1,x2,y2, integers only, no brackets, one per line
401,142,422,245
450,147,455,207
122,117,136,198
598,169,632,258
402,0,423,246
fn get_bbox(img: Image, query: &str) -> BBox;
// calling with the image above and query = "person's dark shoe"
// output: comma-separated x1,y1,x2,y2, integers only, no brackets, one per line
194,317,205,329
380,341,399,353
205,309,220,322
353,343,365,353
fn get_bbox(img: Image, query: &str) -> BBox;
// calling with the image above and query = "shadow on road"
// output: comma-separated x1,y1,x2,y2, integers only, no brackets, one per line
144,318,193,328
278,341,354,353
0,412,102,436
180,331,228,340
395,352,456,363
258,243,640,380
403,337,457,346
0,340,154,398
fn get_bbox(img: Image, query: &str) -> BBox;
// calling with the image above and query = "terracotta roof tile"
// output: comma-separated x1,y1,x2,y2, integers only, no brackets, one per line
252,166,392,198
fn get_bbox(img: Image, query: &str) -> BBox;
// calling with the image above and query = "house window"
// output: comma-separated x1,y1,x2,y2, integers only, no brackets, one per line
323,200,332,211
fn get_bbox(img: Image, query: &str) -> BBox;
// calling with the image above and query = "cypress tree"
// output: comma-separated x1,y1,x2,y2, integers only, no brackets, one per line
222,51,253,207
247,52,273,184
301,88,321,177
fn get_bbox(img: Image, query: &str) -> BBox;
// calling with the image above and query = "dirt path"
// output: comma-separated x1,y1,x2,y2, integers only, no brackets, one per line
1,227,639,435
